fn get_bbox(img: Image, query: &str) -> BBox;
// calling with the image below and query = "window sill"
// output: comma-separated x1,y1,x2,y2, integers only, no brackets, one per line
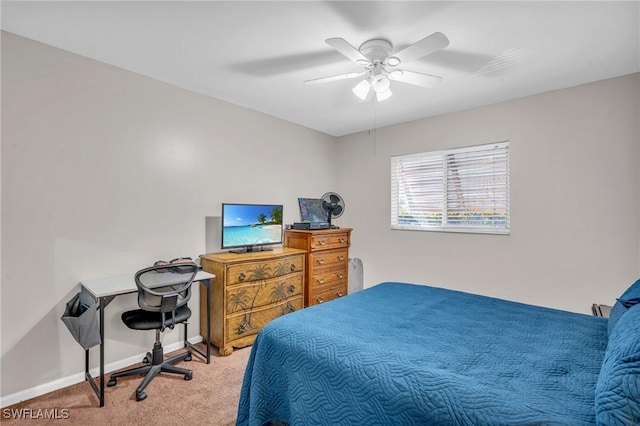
391,225,510,235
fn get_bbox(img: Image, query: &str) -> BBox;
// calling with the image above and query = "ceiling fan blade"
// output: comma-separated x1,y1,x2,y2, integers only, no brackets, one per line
304,71,366,85
391,32,449,65
388,69,443,88
326,38,370,65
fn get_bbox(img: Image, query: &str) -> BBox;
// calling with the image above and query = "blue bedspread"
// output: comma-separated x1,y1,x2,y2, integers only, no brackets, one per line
236,282,608,425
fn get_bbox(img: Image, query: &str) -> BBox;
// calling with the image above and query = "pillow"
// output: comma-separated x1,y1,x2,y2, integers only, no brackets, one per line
619,279,640,300
595,303,640,425
619,297,640,309
608,303,627,335
608,279,640,335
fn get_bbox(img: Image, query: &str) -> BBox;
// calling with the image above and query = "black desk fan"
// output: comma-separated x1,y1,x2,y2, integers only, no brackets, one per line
321,192,345,228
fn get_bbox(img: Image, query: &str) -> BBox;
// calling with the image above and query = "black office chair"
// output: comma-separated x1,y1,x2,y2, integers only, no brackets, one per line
107,262,199,401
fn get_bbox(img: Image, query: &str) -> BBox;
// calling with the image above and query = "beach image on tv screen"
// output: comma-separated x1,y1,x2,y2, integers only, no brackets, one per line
222,204,283,248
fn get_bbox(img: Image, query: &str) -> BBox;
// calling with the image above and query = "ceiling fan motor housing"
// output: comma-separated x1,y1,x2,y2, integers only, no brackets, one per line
359,39,394,65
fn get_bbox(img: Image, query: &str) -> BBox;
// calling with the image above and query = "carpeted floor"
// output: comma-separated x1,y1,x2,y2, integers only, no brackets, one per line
2,343,251,425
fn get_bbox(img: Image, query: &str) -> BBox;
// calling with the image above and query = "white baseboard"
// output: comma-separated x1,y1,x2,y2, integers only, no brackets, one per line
0,336,203,409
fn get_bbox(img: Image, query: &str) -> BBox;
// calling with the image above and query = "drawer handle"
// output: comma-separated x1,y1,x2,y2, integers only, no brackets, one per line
317,259,325,265
288,285,296,293
238,273,246,282
316,298,324,304
337,291,344,297
317,278,324,284
318,240,326,246
290,264,296,272
336,273,344,279
338,238,345,243
337,255,345,261
286,304,297,314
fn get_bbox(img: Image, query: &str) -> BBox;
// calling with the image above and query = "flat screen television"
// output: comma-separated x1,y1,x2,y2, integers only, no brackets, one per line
221,203,284,253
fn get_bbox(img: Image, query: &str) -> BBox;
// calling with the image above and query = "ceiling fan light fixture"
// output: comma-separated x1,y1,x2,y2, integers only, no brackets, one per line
371,74,391,93
376,88,392,102
352,79,371,100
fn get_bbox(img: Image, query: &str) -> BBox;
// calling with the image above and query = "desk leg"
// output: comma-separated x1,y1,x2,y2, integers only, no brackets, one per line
184,279,211,364
100,297,105,406
206,278,211,363
84,296,105,407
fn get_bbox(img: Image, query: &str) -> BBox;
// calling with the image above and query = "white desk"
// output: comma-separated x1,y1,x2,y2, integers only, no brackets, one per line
81,270,214,407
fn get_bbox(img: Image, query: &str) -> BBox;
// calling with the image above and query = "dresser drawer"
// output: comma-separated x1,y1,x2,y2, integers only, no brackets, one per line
311,266,347,289
310,249,348,270
226,254,304,286
310,283,347,305
226,296,303,340
226,272,303,314
310,232,350,251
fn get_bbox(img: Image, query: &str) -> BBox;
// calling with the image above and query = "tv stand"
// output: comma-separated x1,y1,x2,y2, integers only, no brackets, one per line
199,247,306,355
230,246,274,254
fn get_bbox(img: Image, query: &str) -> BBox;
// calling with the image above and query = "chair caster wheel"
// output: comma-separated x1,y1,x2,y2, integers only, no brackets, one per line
185,354,192,362
142,352,151,364
136,392,147,401
107,377,117,387
185,372,192,381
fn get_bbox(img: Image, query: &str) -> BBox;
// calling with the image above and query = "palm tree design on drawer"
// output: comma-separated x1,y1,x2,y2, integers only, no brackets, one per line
231,260,299,336
270,282,298,315
229,289,250,326
271,260,299,314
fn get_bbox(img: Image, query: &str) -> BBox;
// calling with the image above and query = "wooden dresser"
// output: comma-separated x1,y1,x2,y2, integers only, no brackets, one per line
199,247,305,356
284,228,352,307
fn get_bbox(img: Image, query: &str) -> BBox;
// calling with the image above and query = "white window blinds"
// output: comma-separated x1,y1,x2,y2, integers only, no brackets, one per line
391,142,509,234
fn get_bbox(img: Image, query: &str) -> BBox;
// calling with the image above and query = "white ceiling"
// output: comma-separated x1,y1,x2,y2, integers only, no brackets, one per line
2,1,639,137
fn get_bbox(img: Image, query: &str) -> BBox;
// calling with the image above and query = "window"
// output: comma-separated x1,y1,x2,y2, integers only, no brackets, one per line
391,142,509,234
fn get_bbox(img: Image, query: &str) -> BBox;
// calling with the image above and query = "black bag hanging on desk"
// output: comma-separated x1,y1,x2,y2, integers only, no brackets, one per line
61,290,101,350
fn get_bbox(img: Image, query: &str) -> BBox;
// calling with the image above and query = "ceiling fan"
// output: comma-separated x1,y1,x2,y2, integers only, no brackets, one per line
305,32,449,102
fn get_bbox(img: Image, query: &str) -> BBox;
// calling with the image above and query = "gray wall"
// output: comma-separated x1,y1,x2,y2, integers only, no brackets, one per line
0,33,337,398
336,73,640,314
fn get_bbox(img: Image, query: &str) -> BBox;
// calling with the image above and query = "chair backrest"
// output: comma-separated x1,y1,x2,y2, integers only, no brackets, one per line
134,263,199,314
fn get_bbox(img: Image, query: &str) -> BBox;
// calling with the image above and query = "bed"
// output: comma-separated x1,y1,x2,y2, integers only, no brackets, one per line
236,281,640,425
